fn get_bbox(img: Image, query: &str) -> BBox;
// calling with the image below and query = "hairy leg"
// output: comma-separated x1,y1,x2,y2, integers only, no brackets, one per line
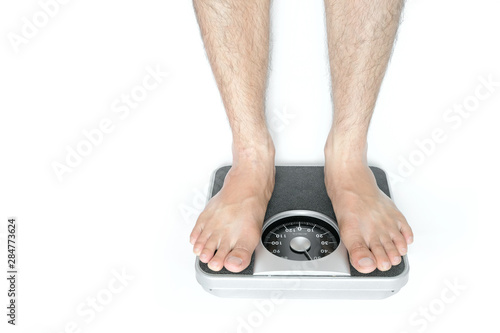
190,0,275,272
323,0,414,273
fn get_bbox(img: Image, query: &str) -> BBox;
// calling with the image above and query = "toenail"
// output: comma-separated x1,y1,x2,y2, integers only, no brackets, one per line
208,262,219,270
358,257,374,267
401,248,407,255
227,256,243,266
382,262,391,270
408,236,413,244
393,256,401,264
200,253,207,261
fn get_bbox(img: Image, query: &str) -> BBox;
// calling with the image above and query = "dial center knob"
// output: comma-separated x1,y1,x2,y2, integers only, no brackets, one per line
289,236,311,253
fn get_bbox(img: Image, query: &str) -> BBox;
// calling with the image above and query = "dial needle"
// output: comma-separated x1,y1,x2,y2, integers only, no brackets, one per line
304,250,312,260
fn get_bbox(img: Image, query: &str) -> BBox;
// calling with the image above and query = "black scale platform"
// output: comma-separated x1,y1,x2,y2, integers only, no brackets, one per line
198,165,406,277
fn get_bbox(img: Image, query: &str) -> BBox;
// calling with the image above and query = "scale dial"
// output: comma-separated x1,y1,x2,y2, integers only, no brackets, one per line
261,214,339,261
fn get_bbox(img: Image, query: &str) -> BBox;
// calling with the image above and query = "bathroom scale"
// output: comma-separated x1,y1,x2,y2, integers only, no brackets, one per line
195,165,409,299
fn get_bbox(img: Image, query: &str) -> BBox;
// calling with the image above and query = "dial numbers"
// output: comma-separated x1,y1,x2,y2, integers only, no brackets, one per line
262,215,339,261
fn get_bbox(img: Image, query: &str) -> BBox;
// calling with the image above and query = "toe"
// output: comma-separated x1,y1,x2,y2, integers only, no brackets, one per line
190,225,202,245
224,238,257,273
199,235,220,263
398,218,414,245
223,247,251,273
369,240,392,271
390,231,408,256
208,242,230,271
192,230,211,256
343,234,377,274
190,214,206,245
380,236,402,266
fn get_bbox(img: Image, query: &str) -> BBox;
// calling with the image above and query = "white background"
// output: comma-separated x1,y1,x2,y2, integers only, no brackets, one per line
1,0,499,332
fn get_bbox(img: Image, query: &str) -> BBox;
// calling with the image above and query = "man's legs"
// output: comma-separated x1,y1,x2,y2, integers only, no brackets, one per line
190,0,275,272
323,0,414,273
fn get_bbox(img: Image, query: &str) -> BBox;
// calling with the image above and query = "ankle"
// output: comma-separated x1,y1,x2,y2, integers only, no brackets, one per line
232,132,275,166
228,135,276,199
324,131,374,190
324,133,367,167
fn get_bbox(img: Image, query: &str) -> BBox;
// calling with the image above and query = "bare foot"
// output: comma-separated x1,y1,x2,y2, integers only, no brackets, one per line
324,136,414,274
190,138,275,273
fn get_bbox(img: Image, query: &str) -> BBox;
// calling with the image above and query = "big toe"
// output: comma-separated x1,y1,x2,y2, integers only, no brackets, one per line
344,235,377,274
224,245,254,273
